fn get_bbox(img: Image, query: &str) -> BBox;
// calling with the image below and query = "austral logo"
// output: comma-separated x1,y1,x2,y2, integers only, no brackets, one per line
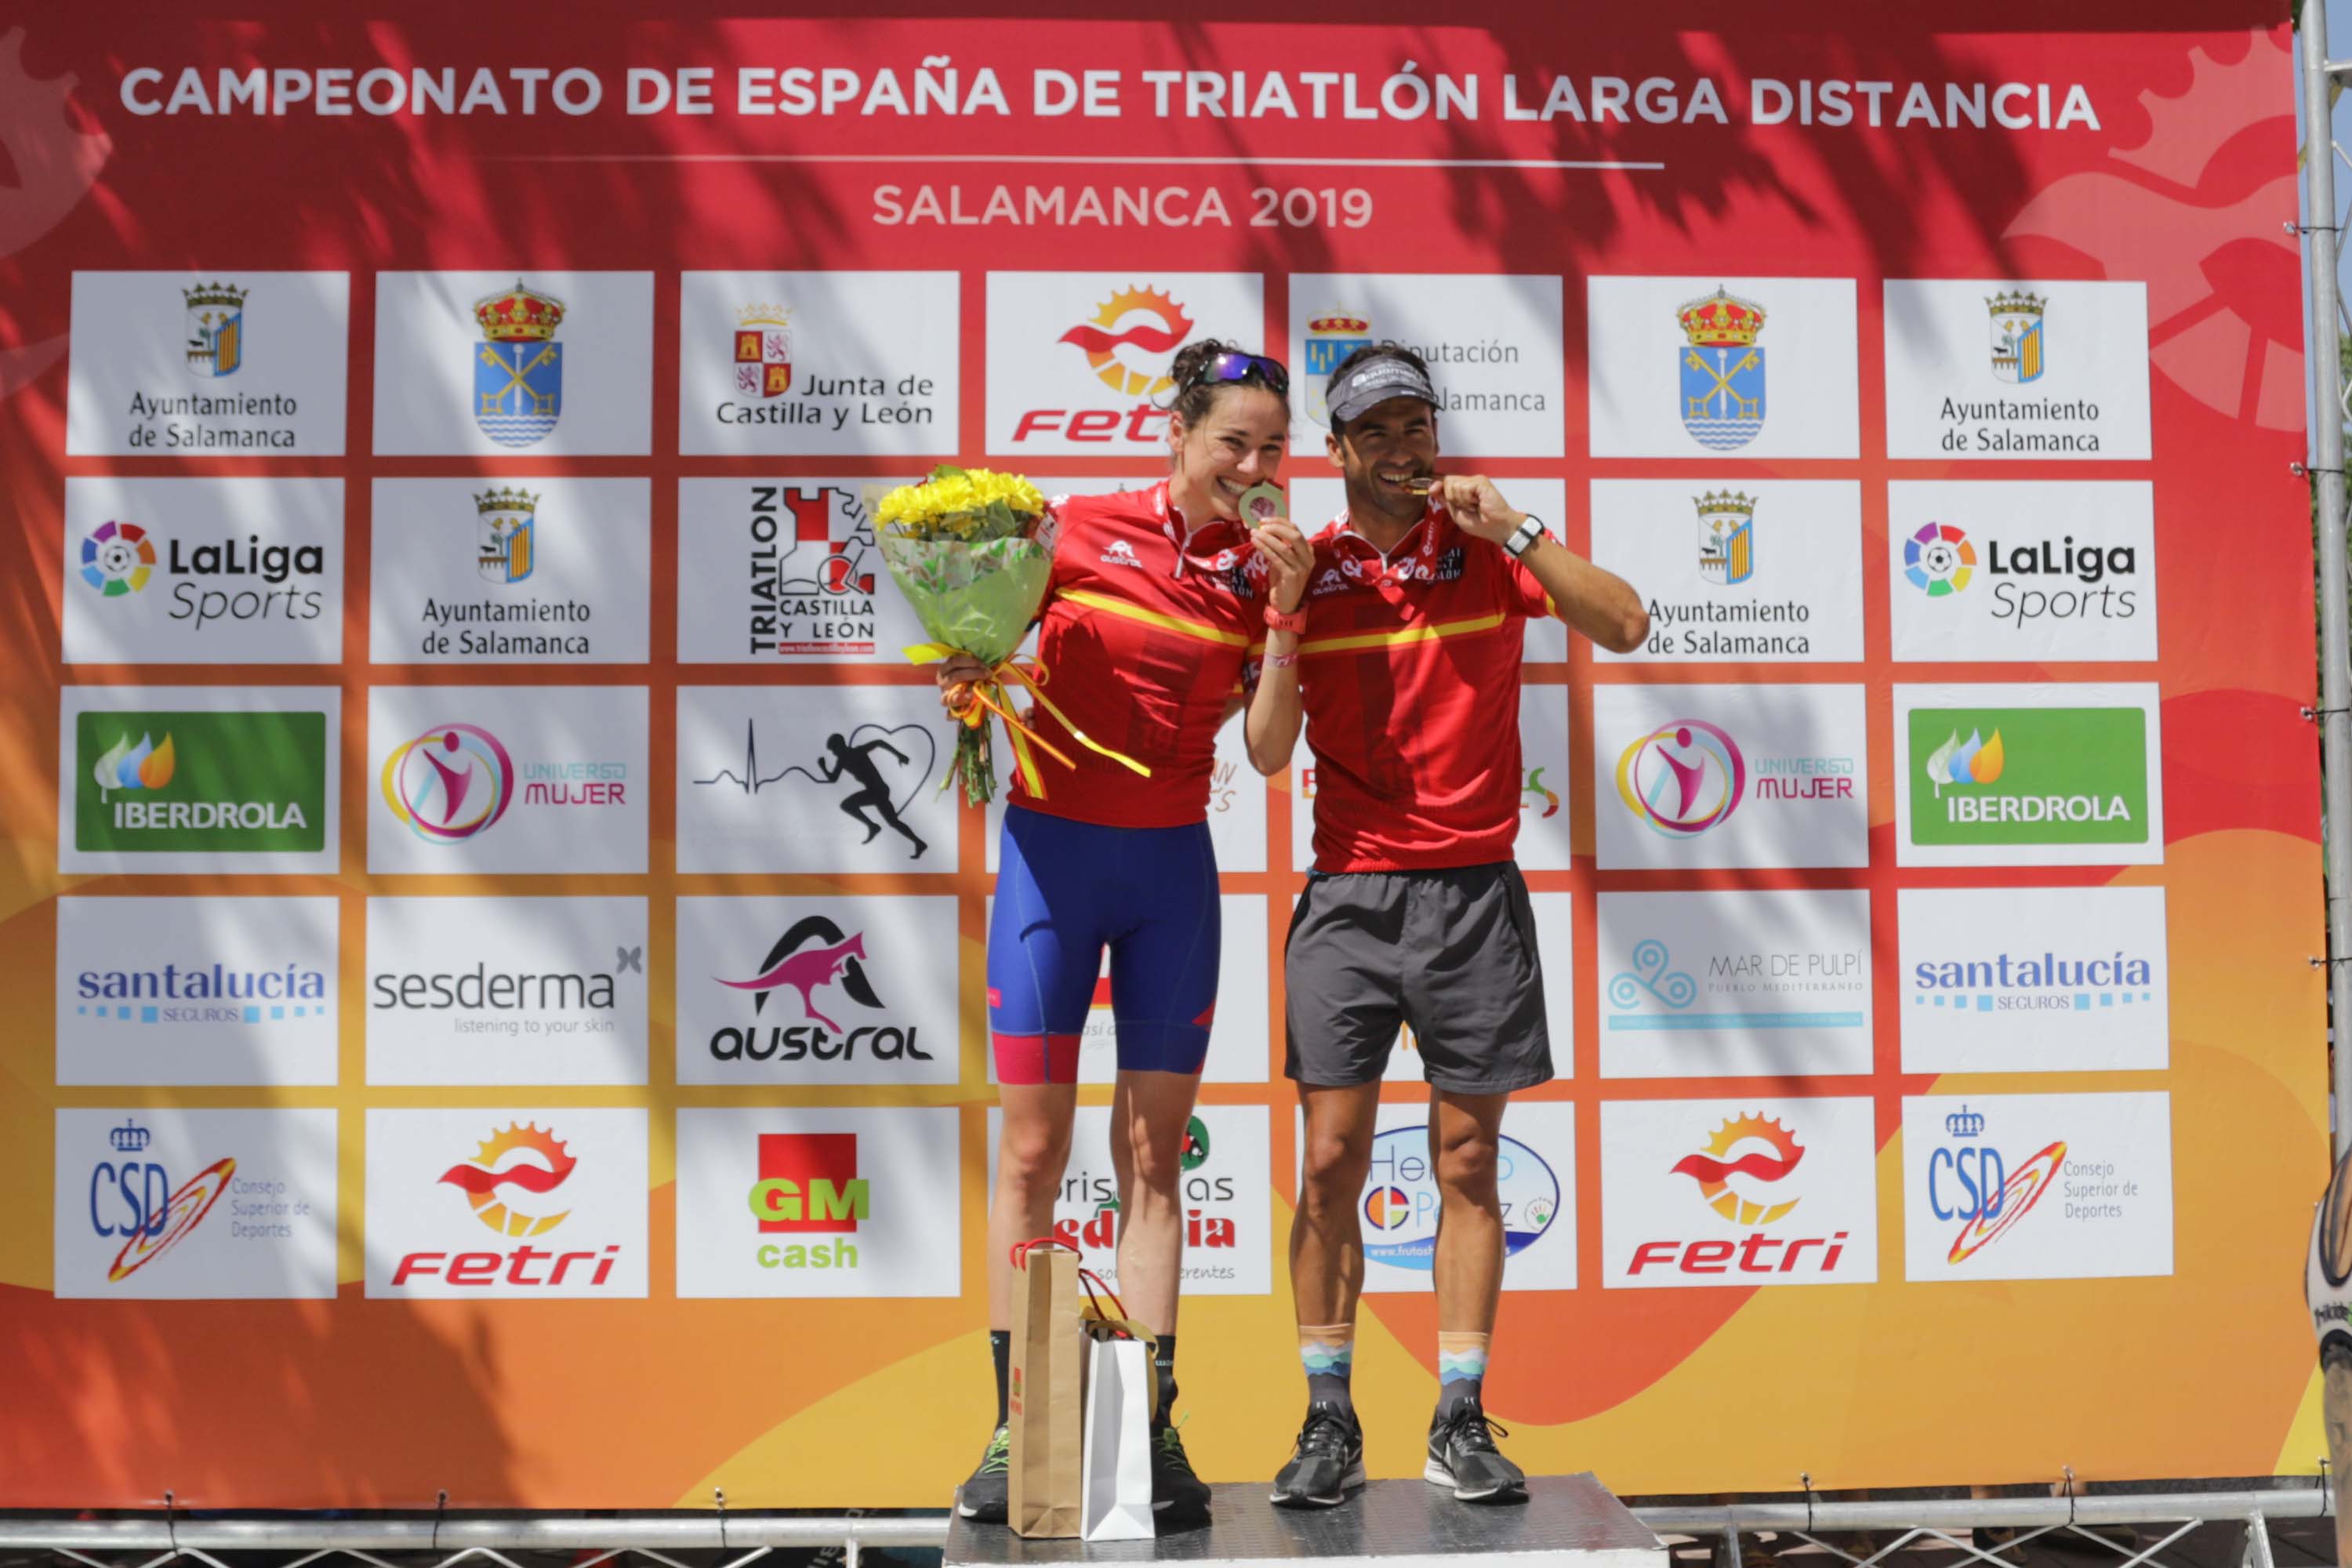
1013,285,1196,444
709,913,933,1066
746,484,880,656
749,1131,869,1270
392,1121,620,1288
1629,1112,1850,1278
1910,707,2148,848
76,711,326,855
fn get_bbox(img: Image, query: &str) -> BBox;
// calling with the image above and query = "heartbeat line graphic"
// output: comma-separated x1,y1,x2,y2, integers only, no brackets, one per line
691,719,796,794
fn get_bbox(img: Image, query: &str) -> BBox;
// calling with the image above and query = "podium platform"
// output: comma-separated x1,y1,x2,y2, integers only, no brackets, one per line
946,1475,1669,1568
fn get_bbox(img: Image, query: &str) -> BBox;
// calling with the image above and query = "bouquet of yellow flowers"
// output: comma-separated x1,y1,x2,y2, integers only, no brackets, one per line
878,466,1059,805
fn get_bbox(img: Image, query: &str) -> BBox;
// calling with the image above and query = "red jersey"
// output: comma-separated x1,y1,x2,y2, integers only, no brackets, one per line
1298,503,1554,873
1010,482,1264,829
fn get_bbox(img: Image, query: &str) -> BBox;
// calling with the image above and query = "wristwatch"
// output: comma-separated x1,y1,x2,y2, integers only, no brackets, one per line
1503,514,1547,559
1263,604,1308,633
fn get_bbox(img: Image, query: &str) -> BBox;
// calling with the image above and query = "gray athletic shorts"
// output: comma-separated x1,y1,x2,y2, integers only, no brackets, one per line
1283,861,1554,1094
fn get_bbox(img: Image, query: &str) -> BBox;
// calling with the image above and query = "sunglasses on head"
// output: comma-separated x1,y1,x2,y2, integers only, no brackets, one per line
1188,350,1290,397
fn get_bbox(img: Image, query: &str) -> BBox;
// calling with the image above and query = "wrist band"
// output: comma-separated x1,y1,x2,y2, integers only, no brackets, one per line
1504,515,1545,558
1264,651,1299,670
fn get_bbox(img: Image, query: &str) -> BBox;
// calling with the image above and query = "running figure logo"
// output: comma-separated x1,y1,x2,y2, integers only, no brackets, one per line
692,719,938,861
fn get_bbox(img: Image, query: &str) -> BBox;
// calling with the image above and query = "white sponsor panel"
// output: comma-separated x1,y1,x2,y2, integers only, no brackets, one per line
60,684,341,877
1287,275,1565,456
368,687,648,874
677,1107,961,1299
1294,1100,1575,1294
987,719,1264,873
1898,886,2169,1073
1593,684,1868,870
1902,1092,2172,1282
984,894,1269,1085
677,684,952,873
1883,280,2152,461
57,896,337,1087
1589,479,1864,664
677,895,959,1087
67,270,350,456
365,1107,648,1298
1598,891,1872,1079
1887,481,2157,662
985,271,1265,456
989,1105,1270,1296
1893,681,2165,869
677,477,931,665
366,897,648,1086
1290,683,1570,872
1588,276,1860,459
370,477,651,665
1287,477,1570,661
62,477,344,665
679,271,957,456
56,1108,337,1299
372,270,652,456
1600,1096,1878,1288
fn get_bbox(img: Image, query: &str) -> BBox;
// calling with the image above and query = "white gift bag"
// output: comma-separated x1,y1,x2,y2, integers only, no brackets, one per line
1079,1327,1156,1541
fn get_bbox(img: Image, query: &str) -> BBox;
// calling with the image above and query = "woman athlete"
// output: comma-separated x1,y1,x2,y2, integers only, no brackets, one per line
946,340,1314,1523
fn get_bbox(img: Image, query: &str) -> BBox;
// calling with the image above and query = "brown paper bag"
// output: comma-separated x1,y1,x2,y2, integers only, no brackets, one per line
1008,1240,1084,1538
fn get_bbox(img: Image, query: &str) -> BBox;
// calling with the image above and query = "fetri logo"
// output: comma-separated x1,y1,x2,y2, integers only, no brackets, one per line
1012,285,1196,444
1671,1112,1803,1225
750,1131,869,1271
1628,1112,1850,1279
382,723,515,843
1617,720,1744,836
392,1120,619,1287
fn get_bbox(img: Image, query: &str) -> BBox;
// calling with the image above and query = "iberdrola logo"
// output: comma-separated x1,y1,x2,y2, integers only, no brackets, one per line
93,731,176,799
1924,728,2005,799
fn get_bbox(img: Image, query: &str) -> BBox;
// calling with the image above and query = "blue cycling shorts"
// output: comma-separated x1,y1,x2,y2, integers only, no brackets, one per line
989,804,1221,1083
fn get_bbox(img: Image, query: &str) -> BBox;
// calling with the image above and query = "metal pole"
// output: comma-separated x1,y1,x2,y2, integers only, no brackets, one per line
2305,0,2352,1160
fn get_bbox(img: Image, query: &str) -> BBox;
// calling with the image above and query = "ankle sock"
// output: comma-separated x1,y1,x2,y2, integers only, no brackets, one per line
1298,1322,1356,1410
990,1329,1011,1428
1436,1330,1490,1419
1155,1334,1179,1423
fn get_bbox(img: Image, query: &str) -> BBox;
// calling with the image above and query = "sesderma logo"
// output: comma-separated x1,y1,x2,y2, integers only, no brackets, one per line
1908,706,2147,849
75,711,327,854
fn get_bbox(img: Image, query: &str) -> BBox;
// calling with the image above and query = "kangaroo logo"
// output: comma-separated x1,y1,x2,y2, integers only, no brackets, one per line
717,914,884,1031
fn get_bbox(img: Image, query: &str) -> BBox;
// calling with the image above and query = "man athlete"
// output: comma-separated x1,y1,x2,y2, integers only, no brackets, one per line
1245,343,1647,1508
815,731,927,860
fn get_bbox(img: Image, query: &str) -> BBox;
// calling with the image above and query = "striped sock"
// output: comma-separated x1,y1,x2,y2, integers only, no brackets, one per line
1436,1330,1490,1418
1298,1323,1356,1410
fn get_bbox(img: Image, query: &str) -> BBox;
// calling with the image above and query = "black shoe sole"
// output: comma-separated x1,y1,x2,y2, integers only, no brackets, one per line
1271,1460,1367,1508
1424,1457,1527,1503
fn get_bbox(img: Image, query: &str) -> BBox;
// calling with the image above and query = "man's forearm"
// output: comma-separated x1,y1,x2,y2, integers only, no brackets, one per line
1519,533,1648,653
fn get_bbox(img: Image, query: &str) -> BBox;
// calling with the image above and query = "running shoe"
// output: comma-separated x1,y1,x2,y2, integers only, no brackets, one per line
1425,1399,1526,1503
1152,1419,1213,1519
1271,1402,1365,1508
956,1424,1011,1521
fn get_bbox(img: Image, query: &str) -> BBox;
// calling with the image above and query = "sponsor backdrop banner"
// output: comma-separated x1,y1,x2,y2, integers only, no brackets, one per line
0,0,2326,1511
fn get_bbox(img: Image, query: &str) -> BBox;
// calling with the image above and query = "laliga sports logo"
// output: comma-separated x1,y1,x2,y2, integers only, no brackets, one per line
383,723,515,842
1904,523,1976,597
81,520,156,596
439,1122,576,1237
1671,1113,1805,1225
1617,720,1744,836
1059,285,1196,397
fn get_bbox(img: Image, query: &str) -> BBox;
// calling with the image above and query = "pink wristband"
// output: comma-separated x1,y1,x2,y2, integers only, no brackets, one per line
1264,651,1299,670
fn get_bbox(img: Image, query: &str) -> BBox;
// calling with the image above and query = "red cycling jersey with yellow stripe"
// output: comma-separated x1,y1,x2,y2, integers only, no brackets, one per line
1011,482,1265,829
1298,503,1554,873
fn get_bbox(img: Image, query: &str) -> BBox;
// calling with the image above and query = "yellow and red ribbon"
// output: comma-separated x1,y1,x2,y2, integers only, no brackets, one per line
906,644,1152,800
